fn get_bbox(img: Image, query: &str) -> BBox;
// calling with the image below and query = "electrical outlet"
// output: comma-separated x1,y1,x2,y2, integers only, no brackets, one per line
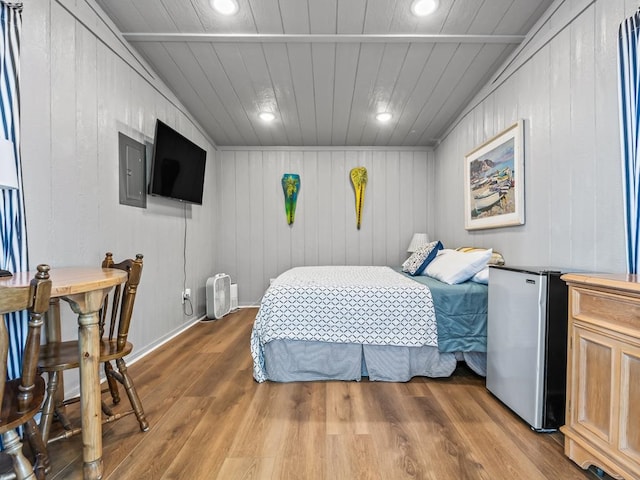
184,288,191,299
182,288,191,304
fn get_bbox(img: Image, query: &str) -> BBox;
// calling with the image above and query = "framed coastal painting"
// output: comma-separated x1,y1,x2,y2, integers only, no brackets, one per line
464,120,525,230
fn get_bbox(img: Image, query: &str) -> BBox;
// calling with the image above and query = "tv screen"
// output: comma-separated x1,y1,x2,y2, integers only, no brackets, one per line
149,120,207,205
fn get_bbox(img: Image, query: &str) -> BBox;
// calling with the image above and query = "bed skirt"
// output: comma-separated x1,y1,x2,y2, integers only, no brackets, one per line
262,339,486,382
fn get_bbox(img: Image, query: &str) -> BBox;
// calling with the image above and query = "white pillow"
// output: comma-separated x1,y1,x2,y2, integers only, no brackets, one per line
470,266,489,284
423,248,493,285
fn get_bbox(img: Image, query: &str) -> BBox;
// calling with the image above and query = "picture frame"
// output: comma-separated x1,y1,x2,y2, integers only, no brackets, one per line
464,120,524,230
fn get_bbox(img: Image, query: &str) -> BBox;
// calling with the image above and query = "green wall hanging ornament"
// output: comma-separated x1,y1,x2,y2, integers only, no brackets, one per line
350,166,368,230
281,173,300,225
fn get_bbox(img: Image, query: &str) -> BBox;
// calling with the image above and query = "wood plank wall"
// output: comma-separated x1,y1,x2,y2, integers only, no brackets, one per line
433,0,629,273
216,149,434,306
21,0,221,396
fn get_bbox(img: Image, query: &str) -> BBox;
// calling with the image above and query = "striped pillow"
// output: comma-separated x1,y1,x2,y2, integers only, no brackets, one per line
456,247,505,265
402,241,443,276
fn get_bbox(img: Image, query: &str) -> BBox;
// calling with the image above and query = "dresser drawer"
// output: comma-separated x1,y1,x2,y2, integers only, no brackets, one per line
571,287,640,335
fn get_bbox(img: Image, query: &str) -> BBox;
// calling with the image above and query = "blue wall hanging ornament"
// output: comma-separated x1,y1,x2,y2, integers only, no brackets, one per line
281,173,300,225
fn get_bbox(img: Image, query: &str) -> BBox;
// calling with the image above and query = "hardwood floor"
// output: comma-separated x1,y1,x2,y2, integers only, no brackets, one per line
45,308,601,479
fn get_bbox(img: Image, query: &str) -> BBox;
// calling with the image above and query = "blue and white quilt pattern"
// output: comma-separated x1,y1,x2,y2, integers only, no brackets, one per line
251,266,437,382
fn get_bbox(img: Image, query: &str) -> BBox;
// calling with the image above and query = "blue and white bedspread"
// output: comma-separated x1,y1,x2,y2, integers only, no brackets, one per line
251,266,437,382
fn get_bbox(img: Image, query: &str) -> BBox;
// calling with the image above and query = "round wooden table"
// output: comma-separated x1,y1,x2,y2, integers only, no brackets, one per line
1,267,127,480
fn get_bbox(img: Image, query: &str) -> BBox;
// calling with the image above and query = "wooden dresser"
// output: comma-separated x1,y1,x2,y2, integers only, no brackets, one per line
560,273,640,480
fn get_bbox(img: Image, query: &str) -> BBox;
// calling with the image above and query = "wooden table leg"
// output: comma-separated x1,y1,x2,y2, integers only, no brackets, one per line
45,298,65,404
63,287,113,480
77,310,103,480
42,298,71,439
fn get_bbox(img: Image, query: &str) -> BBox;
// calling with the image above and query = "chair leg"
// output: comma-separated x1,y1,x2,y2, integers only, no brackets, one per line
39,371,59,443
104,360,120,404
23,419,50,479
1,429,36,480
115,358,149,432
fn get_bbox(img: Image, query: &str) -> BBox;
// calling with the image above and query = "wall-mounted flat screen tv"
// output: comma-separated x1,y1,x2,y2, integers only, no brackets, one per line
148,120,207,205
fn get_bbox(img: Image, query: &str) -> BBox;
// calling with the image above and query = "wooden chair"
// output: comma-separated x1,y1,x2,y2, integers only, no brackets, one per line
38,253,148,443
0,264,52,480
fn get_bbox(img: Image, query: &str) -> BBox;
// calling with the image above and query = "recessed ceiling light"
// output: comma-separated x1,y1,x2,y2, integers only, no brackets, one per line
376,112,392,123
210,0,239,15
411,0,439,17
259,112,276,122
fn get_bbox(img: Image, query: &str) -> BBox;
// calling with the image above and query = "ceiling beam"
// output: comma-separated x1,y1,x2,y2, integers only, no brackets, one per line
122,33,525,45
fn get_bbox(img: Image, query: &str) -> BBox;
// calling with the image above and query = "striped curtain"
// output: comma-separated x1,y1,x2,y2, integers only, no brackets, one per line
0,1,27,379
618,10,640,274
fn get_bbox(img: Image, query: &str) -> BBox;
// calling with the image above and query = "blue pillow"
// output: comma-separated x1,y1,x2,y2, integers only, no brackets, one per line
402,241,443,276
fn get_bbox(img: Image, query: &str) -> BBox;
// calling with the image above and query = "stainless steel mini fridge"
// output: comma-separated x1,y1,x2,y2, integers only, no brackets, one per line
486,265,568,431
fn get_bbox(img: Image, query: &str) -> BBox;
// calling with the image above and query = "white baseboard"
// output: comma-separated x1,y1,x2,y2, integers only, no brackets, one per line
127,315,205,366
62,315,205,398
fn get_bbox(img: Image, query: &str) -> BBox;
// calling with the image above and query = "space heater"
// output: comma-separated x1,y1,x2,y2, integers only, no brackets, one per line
206,273,231,319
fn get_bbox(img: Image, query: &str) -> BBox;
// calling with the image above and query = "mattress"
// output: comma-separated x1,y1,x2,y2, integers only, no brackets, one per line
251,266,487,382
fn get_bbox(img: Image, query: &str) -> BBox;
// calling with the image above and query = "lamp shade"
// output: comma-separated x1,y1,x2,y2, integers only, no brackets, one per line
407,233,430,253
0,138,18,190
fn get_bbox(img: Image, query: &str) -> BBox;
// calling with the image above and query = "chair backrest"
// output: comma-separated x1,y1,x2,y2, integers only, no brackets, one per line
99,253,143,352
0,264,51,416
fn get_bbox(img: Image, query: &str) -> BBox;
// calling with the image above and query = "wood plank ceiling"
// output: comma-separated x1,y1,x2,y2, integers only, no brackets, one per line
95,0,555,147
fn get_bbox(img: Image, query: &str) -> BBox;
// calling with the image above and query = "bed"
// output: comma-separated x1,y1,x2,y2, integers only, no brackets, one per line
250,264,488,383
